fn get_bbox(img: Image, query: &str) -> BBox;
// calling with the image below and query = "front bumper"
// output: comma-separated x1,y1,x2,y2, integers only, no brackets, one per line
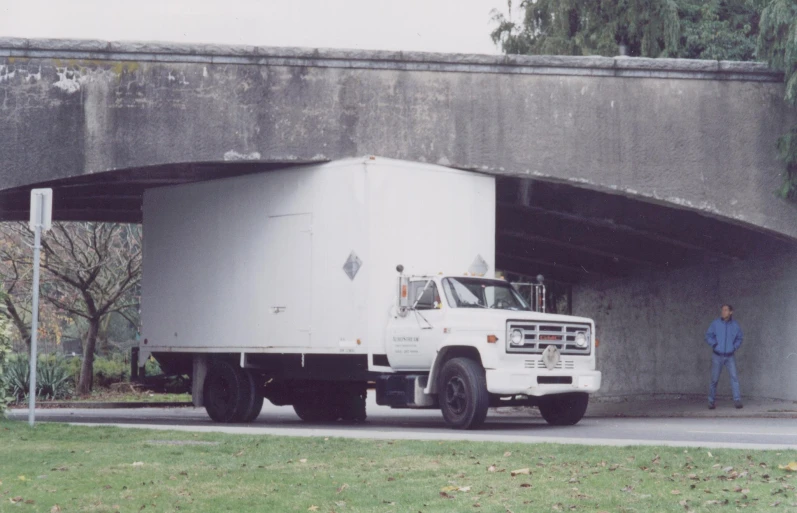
486,369,601,396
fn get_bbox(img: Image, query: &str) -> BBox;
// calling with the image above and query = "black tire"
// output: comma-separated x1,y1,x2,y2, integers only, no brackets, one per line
203,360,253,423
538,392,589,426
338,386,367,423
437,357,490,430
241,370,265,423
293,384,340,422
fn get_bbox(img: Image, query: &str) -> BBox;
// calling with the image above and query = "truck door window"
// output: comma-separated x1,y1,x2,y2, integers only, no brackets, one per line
410,281,441,310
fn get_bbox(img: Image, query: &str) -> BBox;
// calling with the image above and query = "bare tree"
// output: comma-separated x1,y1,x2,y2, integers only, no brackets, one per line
0,231,33,348
0,222,142,395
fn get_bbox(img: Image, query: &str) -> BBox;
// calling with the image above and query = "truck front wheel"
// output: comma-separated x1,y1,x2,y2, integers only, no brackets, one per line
538,392,589,426
438,357,489,430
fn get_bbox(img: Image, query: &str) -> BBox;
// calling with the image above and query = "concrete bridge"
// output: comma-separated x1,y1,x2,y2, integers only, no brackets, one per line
1,38,796,402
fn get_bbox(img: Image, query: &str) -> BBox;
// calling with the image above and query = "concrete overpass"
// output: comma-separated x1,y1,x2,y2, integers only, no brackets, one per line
1,38,796,401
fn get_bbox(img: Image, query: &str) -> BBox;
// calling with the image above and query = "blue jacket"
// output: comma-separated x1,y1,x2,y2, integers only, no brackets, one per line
705,318,743,356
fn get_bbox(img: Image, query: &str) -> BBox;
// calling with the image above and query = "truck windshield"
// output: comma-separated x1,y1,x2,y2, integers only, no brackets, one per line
442,278,530,310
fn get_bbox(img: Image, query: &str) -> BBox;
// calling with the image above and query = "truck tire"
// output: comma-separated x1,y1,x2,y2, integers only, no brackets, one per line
538,392,589,426
241,370,265,422
293,384,340,422
203,359,254,423
437,357,489,430
338,386,367,423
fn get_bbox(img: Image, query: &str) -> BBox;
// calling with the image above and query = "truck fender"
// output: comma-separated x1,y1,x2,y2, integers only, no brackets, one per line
424,345,484,395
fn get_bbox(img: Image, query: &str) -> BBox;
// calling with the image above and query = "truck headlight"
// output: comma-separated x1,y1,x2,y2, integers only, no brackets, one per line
575,332,588,348
510,329,524,345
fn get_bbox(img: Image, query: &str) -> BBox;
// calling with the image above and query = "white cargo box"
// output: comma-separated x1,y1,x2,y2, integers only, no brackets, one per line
141,157,495,357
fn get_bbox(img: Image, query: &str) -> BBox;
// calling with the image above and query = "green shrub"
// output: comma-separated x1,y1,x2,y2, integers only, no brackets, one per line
36,355,73,400
4,354,74,402
4,355,29,403
92,353,130,388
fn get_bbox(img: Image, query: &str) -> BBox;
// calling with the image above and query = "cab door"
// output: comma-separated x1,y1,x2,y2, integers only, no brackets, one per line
386,279,444,370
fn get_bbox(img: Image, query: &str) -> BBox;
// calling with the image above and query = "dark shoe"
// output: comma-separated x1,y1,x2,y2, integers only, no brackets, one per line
735,402,743,409
708,403,716,410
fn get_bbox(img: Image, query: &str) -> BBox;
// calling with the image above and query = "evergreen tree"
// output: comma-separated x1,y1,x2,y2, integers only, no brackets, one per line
491,0,763,60
758,0,797,198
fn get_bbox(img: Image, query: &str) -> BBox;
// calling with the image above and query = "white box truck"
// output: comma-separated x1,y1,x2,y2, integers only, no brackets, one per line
139,157,601,429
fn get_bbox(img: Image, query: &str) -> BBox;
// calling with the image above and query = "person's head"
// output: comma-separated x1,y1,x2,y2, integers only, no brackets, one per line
721,304,733,321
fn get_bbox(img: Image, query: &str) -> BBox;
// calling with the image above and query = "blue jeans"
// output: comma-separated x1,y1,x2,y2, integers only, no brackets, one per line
709,354,741,404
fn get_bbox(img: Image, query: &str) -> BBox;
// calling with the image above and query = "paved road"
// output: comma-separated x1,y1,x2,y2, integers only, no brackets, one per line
9,397,797,451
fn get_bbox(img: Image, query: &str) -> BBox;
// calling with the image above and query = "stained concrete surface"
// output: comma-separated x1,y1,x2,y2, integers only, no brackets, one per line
574,250,797,401
1,39,797,242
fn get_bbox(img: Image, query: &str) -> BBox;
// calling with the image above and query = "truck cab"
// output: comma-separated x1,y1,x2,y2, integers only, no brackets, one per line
376,272,601,428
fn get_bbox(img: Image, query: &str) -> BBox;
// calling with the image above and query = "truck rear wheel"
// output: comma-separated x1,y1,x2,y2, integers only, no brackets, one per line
338,385,367,423
538,392,589,426
203,360,254,423
293,396,339,422
438,357,489,430
241,370,265,422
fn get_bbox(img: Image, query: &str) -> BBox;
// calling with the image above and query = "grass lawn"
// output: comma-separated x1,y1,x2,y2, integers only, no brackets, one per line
8,392,192,408
0,420,795,512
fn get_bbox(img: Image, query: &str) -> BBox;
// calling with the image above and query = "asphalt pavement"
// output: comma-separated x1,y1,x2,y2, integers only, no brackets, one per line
8,394,797,451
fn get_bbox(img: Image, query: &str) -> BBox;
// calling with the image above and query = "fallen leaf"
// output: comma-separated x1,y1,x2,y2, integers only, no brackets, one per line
679,499,688,508
510,468,530,477
688,474,699,480
771,502,781,507
440,492,453,499
51,506,62,513
707,452,712,457
778,462,797,472
458,486,471,492
24,500,35,505
336,483,349,493
10,497,23,504
308,506,319,511
299,458,308,463
18,475,27,481
487,465,497,472
723,466,734,473
520,483,531,488
441,486,458,493
234,451,244,457
652,455,661,464
503,452,512,457
131,462,144,467
672,490,682,495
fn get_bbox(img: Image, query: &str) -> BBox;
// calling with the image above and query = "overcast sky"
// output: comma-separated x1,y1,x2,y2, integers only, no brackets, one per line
0,0,517,55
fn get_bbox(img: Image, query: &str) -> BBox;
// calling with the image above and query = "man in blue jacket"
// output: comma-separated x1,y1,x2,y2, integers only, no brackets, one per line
705,304,743,409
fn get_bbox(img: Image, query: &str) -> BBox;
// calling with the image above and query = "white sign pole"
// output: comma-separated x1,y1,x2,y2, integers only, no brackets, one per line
28,189,52,427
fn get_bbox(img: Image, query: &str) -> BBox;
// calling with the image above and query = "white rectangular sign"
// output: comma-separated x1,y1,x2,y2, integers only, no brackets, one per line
29,188,53,232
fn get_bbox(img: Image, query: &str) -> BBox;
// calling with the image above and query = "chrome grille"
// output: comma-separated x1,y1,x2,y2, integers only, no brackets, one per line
524,359,576,370
508,321,592,355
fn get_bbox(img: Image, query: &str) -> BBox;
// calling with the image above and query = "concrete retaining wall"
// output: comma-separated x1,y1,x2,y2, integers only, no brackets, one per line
574,251,797,401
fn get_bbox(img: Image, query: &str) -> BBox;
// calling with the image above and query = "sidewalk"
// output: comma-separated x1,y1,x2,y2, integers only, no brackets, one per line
496,394,797,419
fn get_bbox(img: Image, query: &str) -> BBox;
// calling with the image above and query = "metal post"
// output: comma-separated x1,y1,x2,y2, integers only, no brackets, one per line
28,223,41,427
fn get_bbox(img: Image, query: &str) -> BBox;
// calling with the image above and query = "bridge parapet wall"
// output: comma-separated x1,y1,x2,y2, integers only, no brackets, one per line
1,38,796,239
